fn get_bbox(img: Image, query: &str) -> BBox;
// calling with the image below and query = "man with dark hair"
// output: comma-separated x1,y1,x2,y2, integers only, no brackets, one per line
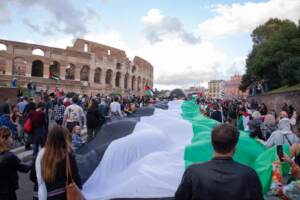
210,104,223,123
175,124,263,200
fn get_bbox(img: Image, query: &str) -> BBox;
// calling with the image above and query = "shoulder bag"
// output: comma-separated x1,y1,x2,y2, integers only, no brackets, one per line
65,153,85,200
24,113,32,133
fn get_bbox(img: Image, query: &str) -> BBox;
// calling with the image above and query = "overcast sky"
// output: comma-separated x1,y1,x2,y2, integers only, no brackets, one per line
0,0,300,89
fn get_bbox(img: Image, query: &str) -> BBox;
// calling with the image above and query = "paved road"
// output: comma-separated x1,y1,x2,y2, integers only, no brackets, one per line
17,172,34,200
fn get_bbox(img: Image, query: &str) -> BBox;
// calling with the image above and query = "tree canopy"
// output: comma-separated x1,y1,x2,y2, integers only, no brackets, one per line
170,88,186,98
240,18,300,91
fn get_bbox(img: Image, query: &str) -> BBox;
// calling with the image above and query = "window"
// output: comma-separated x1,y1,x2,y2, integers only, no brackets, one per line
84,43,88,52
0,43,7,51
32,49,45,56
116,63,121,70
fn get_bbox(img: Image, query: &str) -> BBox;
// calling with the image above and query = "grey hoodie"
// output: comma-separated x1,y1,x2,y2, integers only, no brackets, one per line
265,118,300,148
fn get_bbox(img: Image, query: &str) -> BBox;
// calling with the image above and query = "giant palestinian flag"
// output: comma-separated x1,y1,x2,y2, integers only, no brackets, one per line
76,100,291,200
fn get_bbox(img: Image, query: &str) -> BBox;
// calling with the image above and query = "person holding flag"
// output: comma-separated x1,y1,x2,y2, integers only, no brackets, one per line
144,83,154,97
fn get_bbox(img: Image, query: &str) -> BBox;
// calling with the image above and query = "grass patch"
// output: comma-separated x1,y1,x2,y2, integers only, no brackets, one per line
268,83,300,94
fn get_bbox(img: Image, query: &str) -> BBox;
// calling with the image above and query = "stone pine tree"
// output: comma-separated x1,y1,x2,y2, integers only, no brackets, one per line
240,18,300,91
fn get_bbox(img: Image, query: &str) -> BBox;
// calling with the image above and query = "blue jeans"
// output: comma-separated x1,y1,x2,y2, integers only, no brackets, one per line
32,144,39,158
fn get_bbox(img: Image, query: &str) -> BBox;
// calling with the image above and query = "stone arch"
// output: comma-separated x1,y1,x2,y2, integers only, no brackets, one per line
137,76,141,91
0,57,6,74
13,57,26,76
31,60,44,77
131,76,136,91
80,65,90,81
94,68,101,84
124,74,129,89
49,61,60,77
132,65,136,73
115,71,121,87
0,43,7,51
116,62,121,70
32,49,45,56
105,69,113,85
65,63,75,80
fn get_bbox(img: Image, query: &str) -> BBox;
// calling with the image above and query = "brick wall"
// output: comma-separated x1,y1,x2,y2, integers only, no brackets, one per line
0,87,18,104
247,91,300,113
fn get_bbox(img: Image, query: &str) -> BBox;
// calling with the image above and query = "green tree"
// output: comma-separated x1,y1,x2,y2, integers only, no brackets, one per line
170,88,186,98
241,18,300,91
278,57,300,86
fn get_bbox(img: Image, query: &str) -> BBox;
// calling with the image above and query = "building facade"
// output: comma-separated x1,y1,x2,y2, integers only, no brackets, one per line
0,39,153,96
208,80,225,99
223,75,248,99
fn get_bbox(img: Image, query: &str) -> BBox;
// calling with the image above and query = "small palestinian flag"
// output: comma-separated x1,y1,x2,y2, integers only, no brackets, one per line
144,84,154,96
49,72,60,80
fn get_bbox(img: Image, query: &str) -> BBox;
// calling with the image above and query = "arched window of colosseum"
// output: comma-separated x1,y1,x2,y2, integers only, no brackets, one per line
84,43,88,52
115,71,121,87
132,65,136,73
107,50,111,56
80,65,90,81
0,43,7,51
124,74,129,89
105,69,113,85
131,76,136,90
13,57,26,76
50,61,60,77
65,64,75,80
31,60,44,77
32,49,45,56
0,57,6,74
137,76,141,91
116,63,121,70
94,68,101,83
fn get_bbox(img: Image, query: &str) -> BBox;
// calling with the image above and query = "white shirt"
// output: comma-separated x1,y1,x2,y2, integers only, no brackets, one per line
64,104,85,125
110,101,123,117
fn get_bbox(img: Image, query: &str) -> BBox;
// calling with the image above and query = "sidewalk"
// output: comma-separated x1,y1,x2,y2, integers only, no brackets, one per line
12,146,33,162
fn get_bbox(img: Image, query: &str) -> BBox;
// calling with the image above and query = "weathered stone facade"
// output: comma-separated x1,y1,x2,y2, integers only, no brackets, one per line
247,91,300,114
0,39,154,96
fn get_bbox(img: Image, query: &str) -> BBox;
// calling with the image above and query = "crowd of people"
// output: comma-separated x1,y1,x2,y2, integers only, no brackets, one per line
1,90,300,199
195,97,300,199
0,90,152,200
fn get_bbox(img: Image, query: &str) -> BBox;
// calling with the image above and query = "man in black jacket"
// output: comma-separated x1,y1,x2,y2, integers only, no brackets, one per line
210,104,223,123
175,124,264,200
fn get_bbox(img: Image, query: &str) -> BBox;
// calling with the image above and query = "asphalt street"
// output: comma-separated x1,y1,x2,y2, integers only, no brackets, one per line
17,172,34,200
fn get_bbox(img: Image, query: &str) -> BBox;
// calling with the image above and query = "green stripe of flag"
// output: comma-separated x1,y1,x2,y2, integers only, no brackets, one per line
180,100,290,194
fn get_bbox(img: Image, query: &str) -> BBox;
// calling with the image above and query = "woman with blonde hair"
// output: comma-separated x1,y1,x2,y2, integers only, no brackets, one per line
33,125,82,200
0,126,30,200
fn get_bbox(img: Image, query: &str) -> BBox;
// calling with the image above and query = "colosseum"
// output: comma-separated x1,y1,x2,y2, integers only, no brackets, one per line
0,38,154,96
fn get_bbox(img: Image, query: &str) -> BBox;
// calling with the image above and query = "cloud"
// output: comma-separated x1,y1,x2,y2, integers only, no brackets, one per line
0,2,11,24
130,37,232,89
198,0,300,39
12,0,101,37
142,9,200,44
84,31,130,53
23,19,41,32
